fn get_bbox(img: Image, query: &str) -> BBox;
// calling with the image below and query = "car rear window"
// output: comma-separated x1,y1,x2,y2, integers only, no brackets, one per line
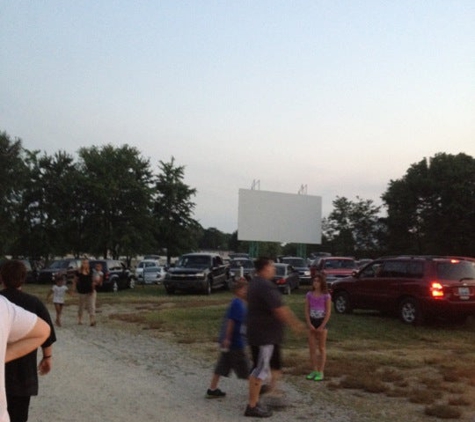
436,261,475,281
323,259,356,269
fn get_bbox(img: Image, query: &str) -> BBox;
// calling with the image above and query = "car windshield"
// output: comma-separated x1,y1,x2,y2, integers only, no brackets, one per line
179,256,211,268
230,260,254,269
436,261,475,281
48,260,69,269
275,266,287,276
283,258,306,267
324,259,356,269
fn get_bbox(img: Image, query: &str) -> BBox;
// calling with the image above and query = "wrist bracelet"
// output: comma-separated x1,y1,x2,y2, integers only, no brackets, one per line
42,355,52,359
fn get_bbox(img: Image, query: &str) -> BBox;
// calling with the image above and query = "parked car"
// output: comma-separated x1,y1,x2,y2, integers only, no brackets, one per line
311,256,358,287
37,258,82,284
356,259,373,268
89,259,134,292
229,258,255,282
228,252,250,260
164,253,229,295
331,255,475,325
135,259,166,284
271,263,300,295
279,256,311,285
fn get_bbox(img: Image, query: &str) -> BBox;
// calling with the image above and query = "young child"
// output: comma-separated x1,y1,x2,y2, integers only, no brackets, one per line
92,262,103,289
206,278,250,398
47,274,70,327
304,272,331,381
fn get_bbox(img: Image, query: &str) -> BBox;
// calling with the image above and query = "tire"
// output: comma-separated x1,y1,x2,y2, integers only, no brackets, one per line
284,284,291,295
112,280,118,293
204,279,212,295
128,278,135,289
399,297,423,325
334,292,352,314
165,286,175,295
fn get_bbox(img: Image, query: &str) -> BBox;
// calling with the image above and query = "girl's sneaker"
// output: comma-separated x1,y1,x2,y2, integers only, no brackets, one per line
313,372,324,381
306,371,319,380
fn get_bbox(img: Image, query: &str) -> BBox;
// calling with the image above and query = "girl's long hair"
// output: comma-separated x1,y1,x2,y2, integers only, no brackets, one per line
311,272,328,294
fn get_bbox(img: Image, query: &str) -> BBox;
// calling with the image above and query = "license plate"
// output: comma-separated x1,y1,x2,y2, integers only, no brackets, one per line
458,287,470,299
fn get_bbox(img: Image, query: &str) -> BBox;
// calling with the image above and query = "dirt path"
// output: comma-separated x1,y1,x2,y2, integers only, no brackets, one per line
28,302,360,422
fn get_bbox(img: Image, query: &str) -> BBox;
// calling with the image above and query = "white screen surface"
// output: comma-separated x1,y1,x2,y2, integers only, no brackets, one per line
238,189,322,244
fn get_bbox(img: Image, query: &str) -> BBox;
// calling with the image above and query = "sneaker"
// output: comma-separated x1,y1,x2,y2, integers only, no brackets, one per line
244,404,273,418
313,372,324,381
206,388,226,399
306,371,319,380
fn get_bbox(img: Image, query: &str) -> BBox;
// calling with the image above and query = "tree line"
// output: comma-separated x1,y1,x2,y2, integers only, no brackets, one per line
2,130,474,262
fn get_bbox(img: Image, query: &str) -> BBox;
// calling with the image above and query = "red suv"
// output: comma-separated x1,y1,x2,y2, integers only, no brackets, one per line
331,256,475,324
311,256,357,287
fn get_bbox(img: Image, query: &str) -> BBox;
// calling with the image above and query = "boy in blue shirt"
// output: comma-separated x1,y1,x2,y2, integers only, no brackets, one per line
206,278,249,398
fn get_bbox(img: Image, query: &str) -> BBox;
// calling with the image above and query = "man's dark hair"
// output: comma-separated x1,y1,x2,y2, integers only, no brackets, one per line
0,259,27,289
254,257,273,273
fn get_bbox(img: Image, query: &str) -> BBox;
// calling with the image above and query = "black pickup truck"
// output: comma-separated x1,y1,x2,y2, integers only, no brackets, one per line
163,252,229,295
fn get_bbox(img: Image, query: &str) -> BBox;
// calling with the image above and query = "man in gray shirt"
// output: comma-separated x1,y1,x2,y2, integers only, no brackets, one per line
245,257,304,418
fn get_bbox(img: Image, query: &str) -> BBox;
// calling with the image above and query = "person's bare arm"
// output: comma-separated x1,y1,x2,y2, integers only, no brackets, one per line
273,305,305,334
5,318,50,363
38,344,53,375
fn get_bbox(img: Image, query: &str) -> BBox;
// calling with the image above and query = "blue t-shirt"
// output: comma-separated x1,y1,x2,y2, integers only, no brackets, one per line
218,297,247,350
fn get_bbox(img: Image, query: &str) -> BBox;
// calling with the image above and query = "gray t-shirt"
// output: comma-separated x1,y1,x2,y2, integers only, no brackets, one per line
247,276,284,345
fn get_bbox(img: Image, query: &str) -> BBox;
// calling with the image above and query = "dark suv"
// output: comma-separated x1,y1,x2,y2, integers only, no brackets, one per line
37,258,82,284
89,259,134,292
331,256,475,324
164,253,229,295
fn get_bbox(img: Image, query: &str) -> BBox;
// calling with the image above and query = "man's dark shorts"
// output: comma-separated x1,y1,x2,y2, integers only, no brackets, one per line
214,349,250,379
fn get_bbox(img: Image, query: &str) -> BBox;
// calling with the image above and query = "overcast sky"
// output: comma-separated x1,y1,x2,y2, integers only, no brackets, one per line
1,1,474,234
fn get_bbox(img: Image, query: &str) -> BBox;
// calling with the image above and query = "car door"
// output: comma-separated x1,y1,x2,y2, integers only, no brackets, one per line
355,260,403,312
212,256,226,287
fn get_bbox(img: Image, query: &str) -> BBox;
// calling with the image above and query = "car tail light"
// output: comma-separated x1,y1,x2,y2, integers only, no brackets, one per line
104,271,110,280
430,281,444,299
276,278,286,285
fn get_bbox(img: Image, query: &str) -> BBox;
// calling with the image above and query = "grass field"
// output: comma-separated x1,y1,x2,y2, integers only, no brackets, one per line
26,283,475,420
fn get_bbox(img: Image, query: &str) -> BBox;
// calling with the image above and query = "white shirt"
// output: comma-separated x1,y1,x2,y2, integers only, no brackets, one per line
52,285,69,304
0,296,37,422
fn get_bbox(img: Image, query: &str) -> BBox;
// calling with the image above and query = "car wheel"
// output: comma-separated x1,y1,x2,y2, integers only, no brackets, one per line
334,292,352,314
128,278,135,289
399,297,422,325
284,284,291,295
112,280,118,293
204,279,212,295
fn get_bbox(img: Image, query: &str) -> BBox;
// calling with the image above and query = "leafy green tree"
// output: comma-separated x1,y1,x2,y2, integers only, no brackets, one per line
382,153,475,256
78,144,154,259
198,227,230,251
0,131,27,256
11,150,82,260
324,196,382,257
152,157,200,263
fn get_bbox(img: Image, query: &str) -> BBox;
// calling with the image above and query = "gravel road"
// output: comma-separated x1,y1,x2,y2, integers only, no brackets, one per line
27,302,362,422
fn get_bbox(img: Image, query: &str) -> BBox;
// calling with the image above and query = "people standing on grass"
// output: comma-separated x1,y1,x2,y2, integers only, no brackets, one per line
0,260,56,422
46,274,71,327
206,278,250,399
304,272,331,382
73,259,96,326
245,257,305,418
